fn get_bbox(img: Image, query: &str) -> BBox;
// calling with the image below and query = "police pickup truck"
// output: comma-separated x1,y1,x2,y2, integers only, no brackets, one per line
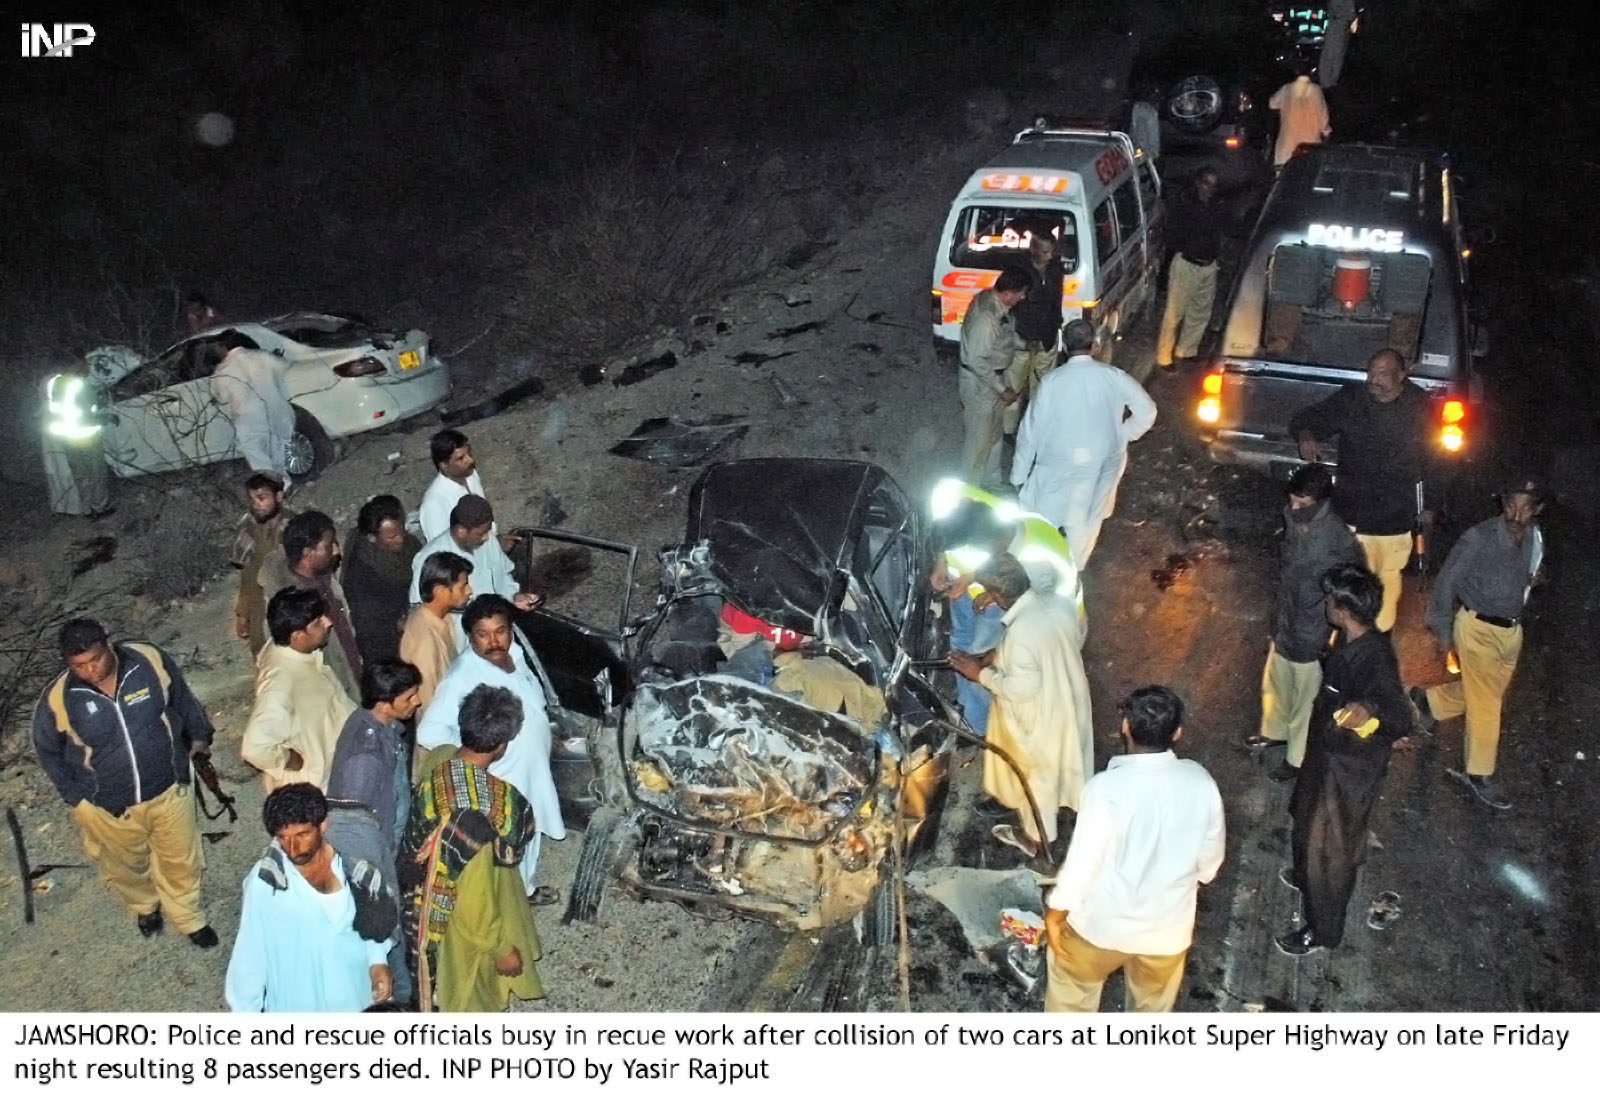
1195,144,1479,477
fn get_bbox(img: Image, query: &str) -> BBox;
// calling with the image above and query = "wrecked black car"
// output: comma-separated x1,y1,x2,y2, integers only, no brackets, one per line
508,459,957,935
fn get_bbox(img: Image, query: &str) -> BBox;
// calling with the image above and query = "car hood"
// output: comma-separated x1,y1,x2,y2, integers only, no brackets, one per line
685,459,903,635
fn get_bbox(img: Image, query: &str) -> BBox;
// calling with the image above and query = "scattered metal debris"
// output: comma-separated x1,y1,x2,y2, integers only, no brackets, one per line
767,319,827,340
609,415,749,468
845,292,911,329
1366,890,1403,931
70,536,117,577
6,808,85,925
769,377,807,408
732,350,796,367
440,377,546,426
609,350,679,387
906,866,1042,954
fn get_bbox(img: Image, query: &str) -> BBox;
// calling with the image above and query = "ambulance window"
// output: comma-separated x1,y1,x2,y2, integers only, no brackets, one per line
1260,244,1435,371
1111,181,1141,244
950,206,1080,274
1092,199,1117,262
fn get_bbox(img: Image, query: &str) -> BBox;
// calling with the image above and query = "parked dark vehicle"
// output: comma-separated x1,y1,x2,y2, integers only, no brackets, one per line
1194,143,1483,478
1130,5,1353,173
507,459,957,937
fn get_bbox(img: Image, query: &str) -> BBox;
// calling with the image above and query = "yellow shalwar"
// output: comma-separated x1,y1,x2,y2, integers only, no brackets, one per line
979,589,1094,845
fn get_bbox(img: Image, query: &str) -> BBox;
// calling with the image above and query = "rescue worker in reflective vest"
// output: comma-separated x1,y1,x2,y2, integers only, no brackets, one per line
929,479,1085,739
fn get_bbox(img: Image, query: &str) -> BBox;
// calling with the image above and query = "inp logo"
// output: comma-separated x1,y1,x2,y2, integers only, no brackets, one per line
20,23,96,58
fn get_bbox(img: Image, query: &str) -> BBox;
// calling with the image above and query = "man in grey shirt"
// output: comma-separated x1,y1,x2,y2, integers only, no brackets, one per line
1411,477,1545,810
326,659,422,1002
959,266,1028,489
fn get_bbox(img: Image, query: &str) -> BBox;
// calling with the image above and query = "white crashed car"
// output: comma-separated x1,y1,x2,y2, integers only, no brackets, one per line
49,312,451,479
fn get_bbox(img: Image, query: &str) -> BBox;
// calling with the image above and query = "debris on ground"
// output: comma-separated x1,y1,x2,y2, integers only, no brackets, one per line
767,320,826,340
732,350,797,367
906,866,1043,954
70,536,117,577
609,350,679,388
769,377,806,409
609,415,749,468
1366,890,1403,931
1150,551,1197,591
440,376,546,426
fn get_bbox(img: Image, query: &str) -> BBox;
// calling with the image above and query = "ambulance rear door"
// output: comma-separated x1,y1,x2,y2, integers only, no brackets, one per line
932,175,1087,345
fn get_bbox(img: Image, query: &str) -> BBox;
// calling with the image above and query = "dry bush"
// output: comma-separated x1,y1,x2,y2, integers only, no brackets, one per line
122,477,240,603
505,149,780,362
0,577,121,764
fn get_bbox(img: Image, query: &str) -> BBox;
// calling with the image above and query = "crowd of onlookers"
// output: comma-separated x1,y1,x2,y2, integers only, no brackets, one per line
35,428,567,1011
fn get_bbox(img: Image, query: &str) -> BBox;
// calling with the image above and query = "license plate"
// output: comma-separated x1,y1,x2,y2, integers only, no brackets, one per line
398,350,421,371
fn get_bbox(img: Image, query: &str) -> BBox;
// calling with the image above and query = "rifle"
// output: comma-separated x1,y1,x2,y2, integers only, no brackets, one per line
191,752,238,827
1414,480,1431,583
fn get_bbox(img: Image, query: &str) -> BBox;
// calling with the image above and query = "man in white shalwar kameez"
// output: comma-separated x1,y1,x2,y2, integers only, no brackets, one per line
411,495,536,608
950,554,1093,859
415,595,565,899
210,334,296,484
1269,69,1332,168
419,428,509,544
1012,320,1157,567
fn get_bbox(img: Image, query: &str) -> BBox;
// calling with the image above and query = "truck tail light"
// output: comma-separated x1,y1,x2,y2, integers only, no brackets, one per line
1197,369,1223,423
1440,398,1465,452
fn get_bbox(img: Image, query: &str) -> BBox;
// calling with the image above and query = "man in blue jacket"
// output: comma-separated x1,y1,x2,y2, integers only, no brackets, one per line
33,618,219,947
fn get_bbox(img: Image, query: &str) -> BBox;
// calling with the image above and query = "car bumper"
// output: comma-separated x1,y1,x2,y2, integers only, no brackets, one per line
311,355,452,437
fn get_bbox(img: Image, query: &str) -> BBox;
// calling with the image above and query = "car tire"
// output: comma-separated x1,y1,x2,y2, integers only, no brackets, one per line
286,406,336,480
1167,74,1225,135
865,873,898,950
562,808,627,926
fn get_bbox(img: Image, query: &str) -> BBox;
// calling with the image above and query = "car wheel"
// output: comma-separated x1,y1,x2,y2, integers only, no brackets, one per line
561,808,628,926
1167,74,1225,135
864,873,898,949
286,406,336,480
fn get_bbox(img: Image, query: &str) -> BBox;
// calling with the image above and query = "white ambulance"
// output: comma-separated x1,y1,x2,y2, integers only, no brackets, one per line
932,125,1164,352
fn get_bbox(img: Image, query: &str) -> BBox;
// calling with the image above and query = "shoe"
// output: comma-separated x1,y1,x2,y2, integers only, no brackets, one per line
1267,760,1299,783
991,824,1041,858
1447,769,1510,810
1244,734,1286,750
526,886,562,907
1278,866,1301,893
137,910,164,938
187,926,219,949
1407,687,1437,735
1274,925,1328,957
